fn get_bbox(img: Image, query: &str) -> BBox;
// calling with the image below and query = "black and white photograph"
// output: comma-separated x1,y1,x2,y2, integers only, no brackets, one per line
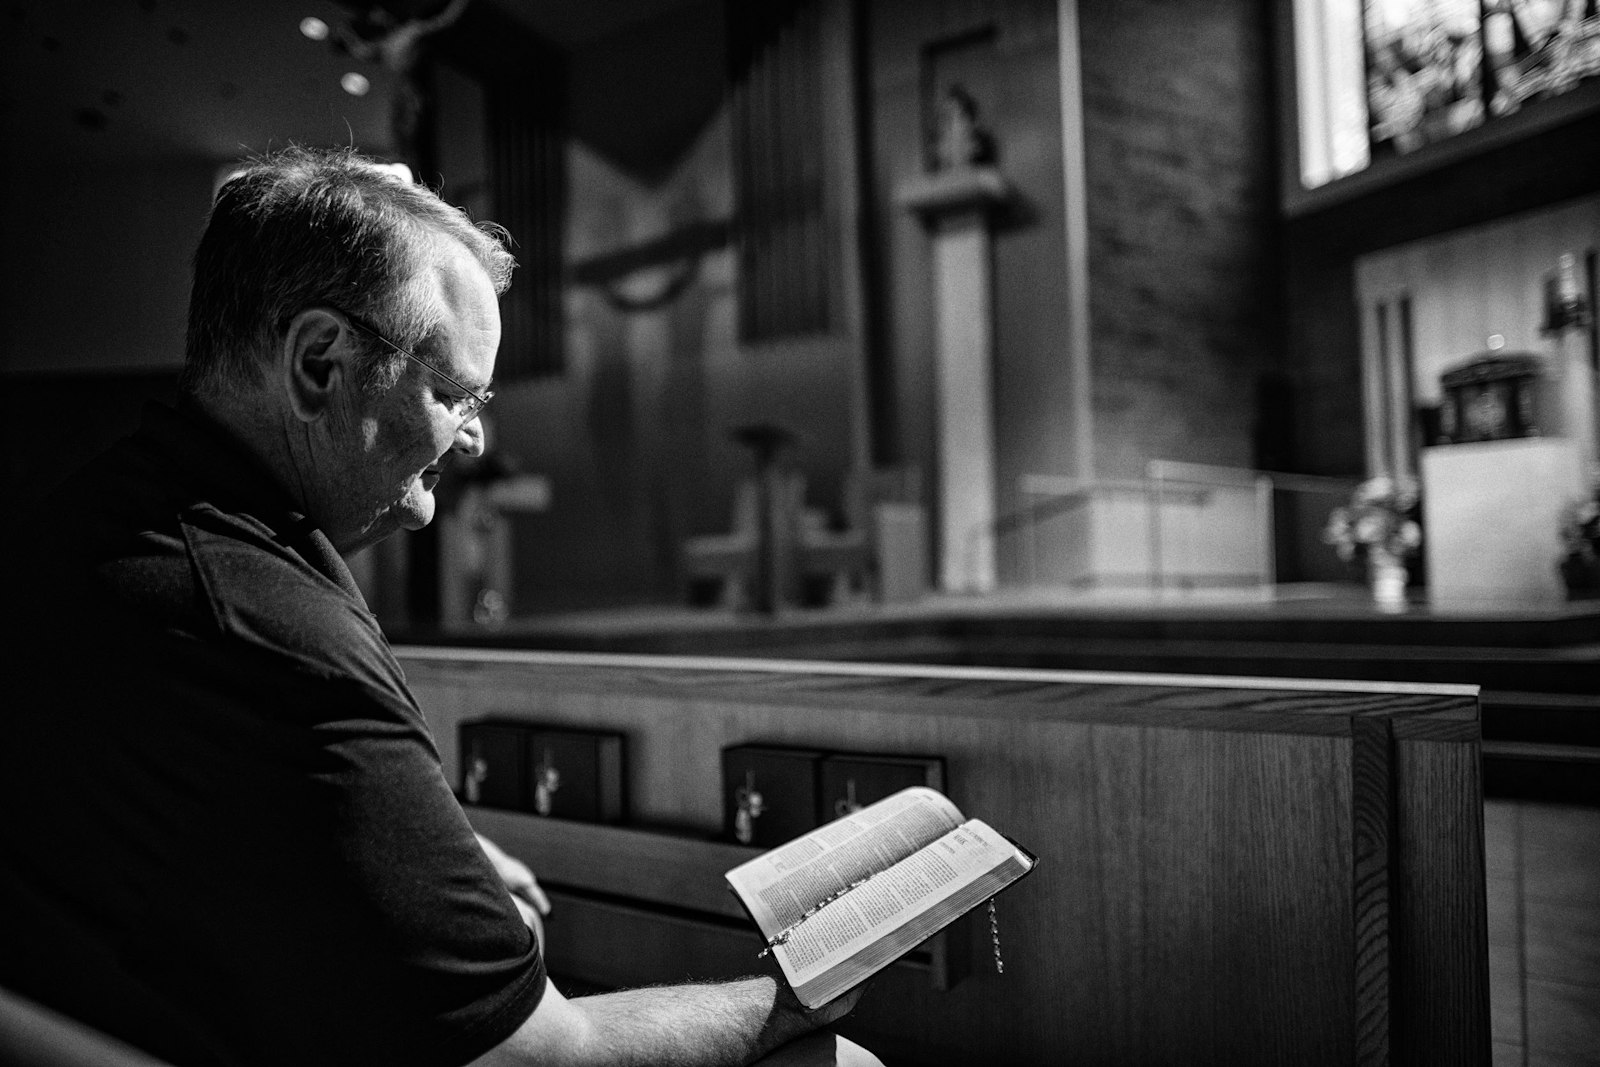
1,2,1597,1065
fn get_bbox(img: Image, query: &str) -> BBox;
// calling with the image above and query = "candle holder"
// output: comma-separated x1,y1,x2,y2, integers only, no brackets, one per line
1541,252,1592,335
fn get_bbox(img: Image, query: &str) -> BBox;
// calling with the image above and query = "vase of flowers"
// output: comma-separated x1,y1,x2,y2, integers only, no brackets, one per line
1323,475,1423,613
1558,484,1600,601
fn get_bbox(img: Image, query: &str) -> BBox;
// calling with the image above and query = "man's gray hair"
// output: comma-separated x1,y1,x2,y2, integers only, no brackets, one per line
181,145,515,400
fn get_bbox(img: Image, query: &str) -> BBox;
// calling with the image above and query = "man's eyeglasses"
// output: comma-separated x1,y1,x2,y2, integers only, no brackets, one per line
342,313,493,424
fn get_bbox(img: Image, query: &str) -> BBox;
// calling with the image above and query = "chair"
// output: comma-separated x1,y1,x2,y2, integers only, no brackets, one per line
798,466,926,605
681,479,761,609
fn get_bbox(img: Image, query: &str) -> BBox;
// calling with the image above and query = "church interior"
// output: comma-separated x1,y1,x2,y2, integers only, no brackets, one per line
2,0,1598,1063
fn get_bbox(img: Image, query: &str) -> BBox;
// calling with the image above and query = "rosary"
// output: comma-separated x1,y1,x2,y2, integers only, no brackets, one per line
759,877,1007,976
758,876,874,958
987,897,1005,974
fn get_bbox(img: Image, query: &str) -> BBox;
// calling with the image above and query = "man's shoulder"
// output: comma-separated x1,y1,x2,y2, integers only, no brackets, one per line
180,506,403,694
25,404,410,703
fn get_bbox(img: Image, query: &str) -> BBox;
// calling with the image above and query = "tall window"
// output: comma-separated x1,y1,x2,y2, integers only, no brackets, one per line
1294,0,1370,189
1293,0,1600,194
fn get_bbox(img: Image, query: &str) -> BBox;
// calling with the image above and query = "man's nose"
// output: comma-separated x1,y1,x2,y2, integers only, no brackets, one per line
454,414,486,458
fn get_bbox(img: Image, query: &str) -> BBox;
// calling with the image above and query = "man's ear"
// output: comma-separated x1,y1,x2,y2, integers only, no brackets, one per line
282,308,354,424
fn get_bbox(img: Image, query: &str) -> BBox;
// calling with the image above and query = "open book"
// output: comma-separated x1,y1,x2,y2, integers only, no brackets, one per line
725,786,1037,1009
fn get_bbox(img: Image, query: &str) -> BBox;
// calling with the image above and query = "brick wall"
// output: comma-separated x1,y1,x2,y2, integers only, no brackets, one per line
1077,0,1280,479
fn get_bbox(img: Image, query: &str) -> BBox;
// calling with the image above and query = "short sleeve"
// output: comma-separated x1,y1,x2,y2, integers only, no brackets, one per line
173,519,547,1064
304,674,548,1065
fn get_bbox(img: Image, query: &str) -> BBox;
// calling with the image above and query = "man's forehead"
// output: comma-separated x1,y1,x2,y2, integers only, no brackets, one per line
417,248,500,386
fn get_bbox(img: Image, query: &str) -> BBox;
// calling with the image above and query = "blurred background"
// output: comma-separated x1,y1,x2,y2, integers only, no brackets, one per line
1,0,1596,629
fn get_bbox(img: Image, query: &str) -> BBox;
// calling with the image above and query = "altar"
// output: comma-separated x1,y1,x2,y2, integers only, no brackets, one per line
1355,200,1598,612
1421,438,1585,606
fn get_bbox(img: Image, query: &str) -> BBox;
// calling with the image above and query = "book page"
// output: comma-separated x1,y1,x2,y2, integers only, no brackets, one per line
725,786,964,938
773,818,1027,996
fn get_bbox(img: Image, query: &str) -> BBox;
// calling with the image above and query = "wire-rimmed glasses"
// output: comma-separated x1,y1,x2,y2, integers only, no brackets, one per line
341,312,494,424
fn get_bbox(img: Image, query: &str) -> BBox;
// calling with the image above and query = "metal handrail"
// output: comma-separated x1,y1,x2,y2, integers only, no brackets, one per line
1147,460,1360,495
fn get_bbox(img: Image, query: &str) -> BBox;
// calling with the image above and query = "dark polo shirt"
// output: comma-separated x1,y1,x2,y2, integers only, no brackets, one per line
1,402,544,1066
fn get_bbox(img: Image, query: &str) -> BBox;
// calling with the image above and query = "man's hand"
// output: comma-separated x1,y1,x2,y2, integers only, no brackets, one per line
768,979,870,1036
476,833,551,938
775,977,866,1031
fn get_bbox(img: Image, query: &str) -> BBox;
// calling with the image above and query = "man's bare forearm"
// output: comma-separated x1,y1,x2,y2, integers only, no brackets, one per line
474,973,851,1067
560,976,818,1067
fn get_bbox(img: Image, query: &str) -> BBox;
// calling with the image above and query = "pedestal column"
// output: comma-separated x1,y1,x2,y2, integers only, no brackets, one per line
897,167,1011,593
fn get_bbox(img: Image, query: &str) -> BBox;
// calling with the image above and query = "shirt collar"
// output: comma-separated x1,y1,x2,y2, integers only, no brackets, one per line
137,400,367,604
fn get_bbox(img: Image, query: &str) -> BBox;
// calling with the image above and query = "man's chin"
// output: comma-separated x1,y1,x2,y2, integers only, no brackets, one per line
398,493,436,531
399,513,434,533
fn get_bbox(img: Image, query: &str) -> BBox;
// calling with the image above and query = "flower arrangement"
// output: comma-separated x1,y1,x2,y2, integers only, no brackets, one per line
1558,482,1600,599
1322,475,1423,564
1559,488,1600,560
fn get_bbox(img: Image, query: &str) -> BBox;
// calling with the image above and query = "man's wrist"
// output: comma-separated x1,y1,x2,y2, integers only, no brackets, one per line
769,975,860,1032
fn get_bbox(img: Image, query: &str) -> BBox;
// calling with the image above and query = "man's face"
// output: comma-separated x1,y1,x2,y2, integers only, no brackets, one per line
333,247,500,552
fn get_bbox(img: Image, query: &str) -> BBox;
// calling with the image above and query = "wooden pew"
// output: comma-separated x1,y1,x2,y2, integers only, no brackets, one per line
398,647,1489,1066
0,986,174,1067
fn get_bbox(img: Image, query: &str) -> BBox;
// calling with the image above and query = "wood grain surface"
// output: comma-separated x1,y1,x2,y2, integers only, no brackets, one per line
401,647,1487,1066
1350,716,1393,1067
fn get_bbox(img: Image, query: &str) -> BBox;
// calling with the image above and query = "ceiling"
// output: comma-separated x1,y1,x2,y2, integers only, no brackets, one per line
0,0,703,166
494,0,704,49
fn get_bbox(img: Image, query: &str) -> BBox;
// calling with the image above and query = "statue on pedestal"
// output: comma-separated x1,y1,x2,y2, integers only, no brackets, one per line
933,84,995,172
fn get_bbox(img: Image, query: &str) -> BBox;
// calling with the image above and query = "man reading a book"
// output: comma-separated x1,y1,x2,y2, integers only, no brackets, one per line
0,146,879,1067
